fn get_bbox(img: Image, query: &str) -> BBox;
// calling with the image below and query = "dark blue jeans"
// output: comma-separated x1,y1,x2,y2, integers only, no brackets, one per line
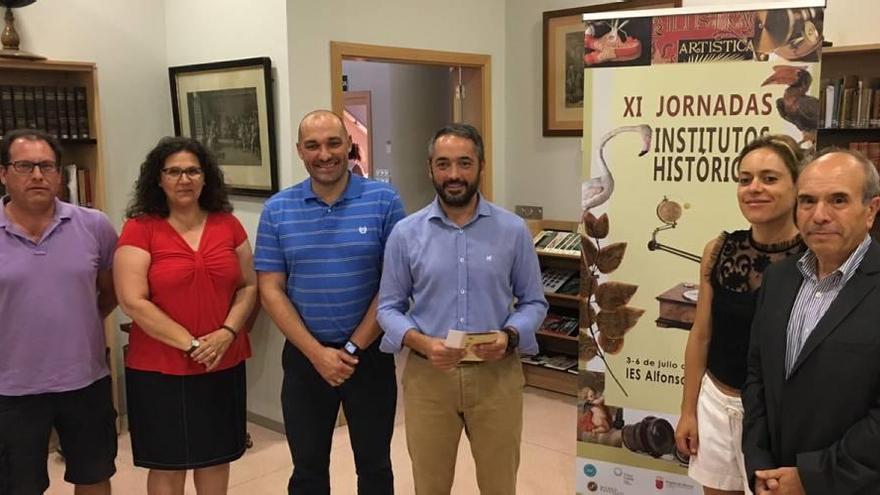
281,340,396,495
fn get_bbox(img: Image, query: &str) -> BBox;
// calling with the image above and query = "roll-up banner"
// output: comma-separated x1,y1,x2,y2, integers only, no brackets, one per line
577,2,825,493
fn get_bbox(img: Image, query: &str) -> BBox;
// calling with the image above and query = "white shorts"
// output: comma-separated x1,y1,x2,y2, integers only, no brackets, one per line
687,373,752,494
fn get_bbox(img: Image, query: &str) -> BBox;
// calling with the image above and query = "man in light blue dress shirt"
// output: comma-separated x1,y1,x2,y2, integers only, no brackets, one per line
377,123,548,494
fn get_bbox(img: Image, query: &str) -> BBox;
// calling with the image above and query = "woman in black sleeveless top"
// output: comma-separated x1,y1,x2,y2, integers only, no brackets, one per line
675,135,806,495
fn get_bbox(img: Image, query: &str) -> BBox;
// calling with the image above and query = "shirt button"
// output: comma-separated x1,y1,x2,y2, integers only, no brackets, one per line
458,230,464,234
460,289,466,294
327,208,332,213
814,292,822,298
459,317,465,323
459,257,465,263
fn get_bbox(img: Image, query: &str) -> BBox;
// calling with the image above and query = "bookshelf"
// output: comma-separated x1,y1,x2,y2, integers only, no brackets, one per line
818,44,880,155
525,219,580,396
0,59,119,419
818,45,880,239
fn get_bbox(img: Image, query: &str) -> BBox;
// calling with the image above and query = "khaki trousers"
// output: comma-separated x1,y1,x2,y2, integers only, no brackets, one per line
402,352,524,495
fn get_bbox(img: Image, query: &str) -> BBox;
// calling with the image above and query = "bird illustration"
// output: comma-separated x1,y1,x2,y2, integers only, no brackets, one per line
581,125,652,216
762,65,819,146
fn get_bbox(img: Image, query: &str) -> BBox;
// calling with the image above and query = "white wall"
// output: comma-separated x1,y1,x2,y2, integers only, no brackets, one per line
163,0,293,424
343,61,451,213
503,0,880,222
287,0,508,203
389,64,453,213
16,0,170,228
505,0,610,222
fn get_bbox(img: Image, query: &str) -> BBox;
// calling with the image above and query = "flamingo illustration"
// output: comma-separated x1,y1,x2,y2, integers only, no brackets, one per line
581,124,652,214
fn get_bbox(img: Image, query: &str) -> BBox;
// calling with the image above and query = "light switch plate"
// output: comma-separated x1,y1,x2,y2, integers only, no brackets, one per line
515,205,543,220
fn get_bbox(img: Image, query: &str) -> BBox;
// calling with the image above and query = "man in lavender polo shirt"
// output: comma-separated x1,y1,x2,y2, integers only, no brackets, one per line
0,129,118,495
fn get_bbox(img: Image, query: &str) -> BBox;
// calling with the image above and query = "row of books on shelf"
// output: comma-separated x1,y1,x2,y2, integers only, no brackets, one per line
521,353,579,374
61,164,94,207
541,267,580,295
819,76,880,129
0,85,91,139
539,313,579,337
533,229,581,256
848,141,880,168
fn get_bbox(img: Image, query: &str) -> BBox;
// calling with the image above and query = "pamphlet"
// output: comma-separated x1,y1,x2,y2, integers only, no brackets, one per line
444,329,499,361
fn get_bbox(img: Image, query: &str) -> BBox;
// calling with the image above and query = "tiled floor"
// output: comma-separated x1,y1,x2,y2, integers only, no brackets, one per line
45,387,575,494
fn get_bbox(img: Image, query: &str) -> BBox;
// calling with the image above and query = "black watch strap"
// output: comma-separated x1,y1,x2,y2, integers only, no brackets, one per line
343,340,361,356
502,327,519,354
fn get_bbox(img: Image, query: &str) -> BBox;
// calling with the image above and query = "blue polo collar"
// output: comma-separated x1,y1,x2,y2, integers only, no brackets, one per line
303,171,363,204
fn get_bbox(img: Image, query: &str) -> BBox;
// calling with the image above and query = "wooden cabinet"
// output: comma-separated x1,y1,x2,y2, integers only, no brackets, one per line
524,219,580,396
0,59,119,419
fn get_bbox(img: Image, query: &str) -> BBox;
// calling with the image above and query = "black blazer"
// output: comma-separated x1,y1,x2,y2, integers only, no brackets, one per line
742,241,880,494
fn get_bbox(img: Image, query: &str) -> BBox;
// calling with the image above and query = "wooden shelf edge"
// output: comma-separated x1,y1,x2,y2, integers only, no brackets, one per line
823,43,880,55
537,250,580,260
545,292,581,302
522,362,577,396
0,59,96,72
818,127,880,132
537,330,578,342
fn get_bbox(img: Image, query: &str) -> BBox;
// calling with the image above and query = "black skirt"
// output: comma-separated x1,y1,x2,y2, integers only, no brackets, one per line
125,362,247,470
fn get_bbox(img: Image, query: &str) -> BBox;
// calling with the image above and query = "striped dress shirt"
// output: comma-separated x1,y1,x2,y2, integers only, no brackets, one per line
784,235,872,376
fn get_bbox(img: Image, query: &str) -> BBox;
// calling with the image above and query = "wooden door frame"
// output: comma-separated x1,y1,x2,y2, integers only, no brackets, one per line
330,41,493,200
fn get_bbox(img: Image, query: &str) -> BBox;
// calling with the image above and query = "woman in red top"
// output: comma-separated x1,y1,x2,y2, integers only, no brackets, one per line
114,136,257,495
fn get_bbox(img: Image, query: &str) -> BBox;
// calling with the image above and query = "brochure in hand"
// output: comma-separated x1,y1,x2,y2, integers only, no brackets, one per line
445,329,499,362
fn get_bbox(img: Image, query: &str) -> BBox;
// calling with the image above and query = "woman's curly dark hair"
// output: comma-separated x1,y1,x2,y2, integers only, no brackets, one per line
125,136,232,218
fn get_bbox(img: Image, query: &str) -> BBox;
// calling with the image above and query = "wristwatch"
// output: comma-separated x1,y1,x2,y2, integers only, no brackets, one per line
186,339,201,354
502,327,519,354
343,340,361,357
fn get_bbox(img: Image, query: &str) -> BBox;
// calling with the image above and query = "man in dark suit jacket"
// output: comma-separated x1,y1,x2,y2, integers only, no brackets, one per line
743,149,880,495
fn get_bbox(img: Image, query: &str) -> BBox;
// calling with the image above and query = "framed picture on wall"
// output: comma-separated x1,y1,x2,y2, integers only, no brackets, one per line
542,0,681,137
169,57,278,197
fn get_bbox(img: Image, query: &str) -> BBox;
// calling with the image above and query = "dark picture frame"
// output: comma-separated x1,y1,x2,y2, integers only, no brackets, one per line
169,57,278,197
542,0,682,136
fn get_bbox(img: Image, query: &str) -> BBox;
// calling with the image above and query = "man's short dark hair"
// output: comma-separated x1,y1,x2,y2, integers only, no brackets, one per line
1,128,63,165
805,147,880,203
427,123,484,163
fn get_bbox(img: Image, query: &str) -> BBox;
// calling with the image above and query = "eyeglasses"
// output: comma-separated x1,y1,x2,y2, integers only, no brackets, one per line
5,160,59,175
161,167,203,179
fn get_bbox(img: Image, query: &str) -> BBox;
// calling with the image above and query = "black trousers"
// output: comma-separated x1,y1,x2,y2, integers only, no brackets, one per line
281,340,396,495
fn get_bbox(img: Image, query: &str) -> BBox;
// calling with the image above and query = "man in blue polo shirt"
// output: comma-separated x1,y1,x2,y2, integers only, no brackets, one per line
255,110,405,495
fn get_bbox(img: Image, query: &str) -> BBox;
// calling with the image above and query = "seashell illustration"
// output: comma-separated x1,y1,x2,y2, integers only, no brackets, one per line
580,297,597,328
597,242,627,274
595,281,638,310
596,306,645,338
580,331,599,361
584,212,610,239
598,333,624,355
581,234,599,266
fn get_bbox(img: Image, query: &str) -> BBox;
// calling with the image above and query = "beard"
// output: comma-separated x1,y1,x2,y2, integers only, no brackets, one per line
433,177,480,207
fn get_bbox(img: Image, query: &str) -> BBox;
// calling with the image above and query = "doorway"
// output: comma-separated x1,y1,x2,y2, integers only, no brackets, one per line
342,90,372,178
330,42,492,203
